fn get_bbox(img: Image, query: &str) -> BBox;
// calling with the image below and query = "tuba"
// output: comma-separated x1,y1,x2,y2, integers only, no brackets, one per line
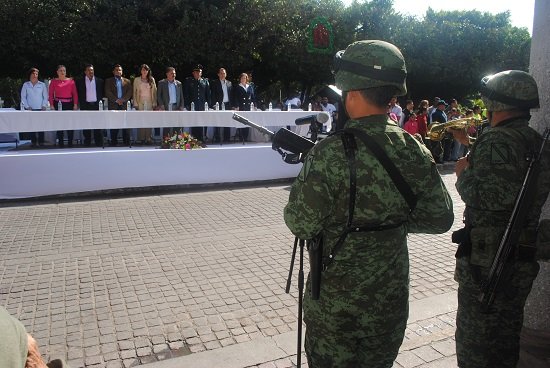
427,117,485,141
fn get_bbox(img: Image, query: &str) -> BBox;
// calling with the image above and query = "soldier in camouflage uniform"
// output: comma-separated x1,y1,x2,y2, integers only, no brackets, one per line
284,40,454,368
451,70,550,367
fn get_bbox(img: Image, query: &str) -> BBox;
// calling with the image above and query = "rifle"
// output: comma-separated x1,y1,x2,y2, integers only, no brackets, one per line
479,127,549,311
232,113,316,164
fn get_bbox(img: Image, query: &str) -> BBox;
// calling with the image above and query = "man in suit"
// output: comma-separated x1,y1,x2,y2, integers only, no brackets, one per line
184,64,211,141
76,64,105,147
157,66,184,136
105,64,132,146
210,67,233,142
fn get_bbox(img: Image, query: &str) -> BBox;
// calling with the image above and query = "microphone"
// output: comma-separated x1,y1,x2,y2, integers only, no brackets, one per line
294,113,330,126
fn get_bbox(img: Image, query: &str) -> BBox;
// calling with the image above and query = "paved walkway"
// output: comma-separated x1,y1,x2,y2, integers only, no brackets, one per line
0,165,463,368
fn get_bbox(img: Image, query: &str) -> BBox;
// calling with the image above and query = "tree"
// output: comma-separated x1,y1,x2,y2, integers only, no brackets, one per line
0,0,532,106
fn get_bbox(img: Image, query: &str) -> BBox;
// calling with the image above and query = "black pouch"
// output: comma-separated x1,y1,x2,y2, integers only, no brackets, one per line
452,227,468,244
307,236,323,300
452,227,472,258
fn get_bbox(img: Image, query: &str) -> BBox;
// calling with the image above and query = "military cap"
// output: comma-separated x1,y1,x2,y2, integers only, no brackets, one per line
334,40,407,95
480,70,539,112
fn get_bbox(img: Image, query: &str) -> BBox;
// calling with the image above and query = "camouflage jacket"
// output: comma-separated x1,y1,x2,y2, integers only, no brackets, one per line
456,116,550,267
284,115,453,271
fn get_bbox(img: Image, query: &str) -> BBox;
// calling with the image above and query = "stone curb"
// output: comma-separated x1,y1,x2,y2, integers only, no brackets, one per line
142,292,458,368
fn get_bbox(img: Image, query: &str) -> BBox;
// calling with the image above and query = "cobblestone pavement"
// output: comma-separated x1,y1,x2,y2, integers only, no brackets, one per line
0,165,463,368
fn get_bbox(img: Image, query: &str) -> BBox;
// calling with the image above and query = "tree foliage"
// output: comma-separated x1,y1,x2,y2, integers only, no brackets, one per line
0,0,531,105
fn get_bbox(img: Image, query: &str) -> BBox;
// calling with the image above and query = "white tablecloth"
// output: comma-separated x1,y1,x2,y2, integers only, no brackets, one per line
0,110,330,134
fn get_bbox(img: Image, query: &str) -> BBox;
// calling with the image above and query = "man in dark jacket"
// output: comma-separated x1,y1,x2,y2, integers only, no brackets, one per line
184,64,211,141
210,67,233,142
76,64,104,147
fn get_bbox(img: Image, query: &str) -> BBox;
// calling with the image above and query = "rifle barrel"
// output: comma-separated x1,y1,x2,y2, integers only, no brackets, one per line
232,113,275,138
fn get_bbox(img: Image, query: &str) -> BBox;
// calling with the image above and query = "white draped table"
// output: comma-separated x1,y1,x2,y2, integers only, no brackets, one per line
0,110,329,133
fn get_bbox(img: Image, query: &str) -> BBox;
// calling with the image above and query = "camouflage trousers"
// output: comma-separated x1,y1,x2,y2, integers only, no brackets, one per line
454,257,539,368
304,323,405,368
302,271,408,368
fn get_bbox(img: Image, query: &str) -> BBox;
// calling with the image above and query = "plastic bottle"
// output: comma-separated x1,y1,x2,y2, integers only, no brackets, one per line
126,100,131,111
58,100,62,111
268,102,272,111
250,102,255,111
287,102,291,111
308,103,312,111
215,102,219,111
168,103,172,111
204,102,208,111
98,100,103,111
221,102,225,111
191,102,195,111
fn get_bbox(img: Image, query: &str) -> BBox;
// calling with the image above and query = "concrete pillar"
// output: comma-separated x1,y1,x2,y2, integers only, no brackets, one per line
520,0,550,366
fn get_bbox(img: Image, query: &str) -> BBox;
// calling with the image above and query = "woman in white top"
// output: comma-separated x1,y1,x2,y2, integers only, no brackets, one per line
133,64,157,144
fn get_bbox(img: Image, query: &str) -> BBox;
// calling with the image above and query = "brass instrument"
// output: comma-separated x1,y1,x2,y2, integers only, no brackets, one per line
427,117,486,141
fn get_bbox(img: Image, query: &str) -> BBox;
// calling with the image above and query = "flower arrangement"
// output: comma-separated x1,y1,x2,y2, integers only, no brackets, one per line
160,130,202,150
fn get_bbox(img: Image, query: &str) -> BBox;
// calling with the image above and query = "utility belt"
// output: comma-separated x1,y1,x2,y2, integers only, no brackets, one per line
307,222,405,300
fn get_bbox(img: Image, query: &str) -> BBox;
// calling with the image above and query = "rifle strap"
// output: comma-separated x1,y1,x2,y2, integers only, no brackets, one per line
324,129,416,269
346,128,417,211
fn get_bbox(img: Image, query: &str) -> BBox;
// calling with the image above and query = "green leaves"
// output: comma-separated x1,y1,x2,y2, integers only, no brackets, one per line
0,0,531,104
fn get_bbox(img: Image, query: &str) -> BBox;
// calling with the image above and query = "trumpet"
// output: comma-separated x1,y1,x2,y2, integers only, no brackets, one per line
427,117,486,141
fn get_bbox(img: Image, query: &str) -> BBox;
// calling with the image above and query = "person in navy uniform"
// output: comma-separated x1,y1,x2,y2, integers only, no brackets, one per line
184,64,211,141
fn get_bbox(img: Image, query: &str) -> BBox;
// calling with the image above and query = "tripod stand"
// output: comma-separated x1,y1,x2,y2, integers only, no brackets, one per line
286,237,305,367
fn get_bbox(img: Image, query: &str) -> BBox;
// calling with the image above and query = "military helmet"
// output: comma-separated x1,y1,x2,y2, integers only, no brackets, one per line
480,70,539,112
333,40,407,95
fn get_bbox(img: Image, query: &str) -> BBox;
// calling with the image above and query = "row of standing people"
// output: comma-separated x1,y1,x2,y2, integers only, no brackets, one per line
20,64,257,147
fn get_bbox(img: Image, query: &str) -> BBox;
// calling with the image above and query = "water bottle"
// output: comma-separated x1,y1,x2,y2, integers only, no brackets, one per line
191,102,195,111
215,102,219,111
98,100,103,111
221,102,225,111
58,100,62,111
126,100,131,111
168,103,172,111
204,102,208,111
46,102,51,111
287,102,291,111
143,101,148,111
308,103,312,111
20,102,25,111
250,102,255,111
268,102,272,111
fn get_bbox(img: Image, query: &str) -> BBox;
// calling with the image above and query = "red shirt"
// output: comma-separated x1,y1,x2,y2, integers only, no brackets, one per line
48,78,78,107
416,114,428,137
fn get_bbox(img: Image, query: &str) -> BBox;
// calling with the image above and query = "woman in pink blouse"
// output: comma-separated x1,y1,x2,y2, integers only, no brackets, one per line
133,64,157,144
48,65,78,147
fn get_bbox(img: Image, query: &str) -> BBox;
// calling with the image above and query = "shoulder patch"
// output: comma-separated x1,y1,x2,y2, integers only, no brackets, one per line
490,142,510,164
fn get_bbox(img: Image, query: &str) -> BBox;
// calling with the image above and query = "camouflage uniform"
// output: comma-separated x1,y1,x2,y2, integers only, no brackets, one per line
454,70,550,367
284,40,454,368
